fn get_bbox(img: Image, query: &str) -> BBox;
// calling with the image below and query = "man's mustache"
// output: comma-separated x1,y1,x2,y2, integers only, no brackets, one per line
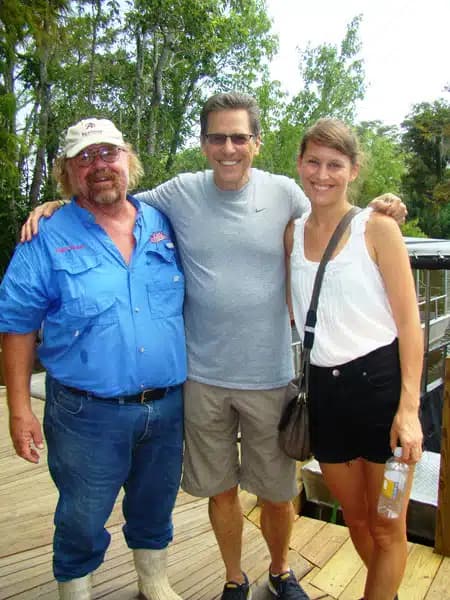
86,169,119,184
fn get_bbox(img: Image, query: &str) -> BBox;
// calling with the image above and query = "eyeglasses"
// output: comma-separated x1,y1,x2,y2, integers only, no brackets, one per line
74,146,123,166
204,133,255,146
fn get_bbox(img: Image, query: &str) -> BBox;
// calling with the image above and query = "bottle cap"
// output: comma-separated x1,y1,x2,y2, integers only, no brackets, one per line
394,447,403,458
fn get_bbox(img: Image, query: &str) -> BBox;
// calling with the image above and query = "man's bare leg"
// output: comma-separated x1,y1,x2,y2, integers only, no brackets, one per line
209,486,245,583
260,499,294,574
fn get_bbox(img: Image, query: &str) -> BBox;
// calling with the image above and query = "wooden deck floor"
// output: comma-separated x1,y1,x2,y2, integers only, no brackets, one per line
1,392,449,599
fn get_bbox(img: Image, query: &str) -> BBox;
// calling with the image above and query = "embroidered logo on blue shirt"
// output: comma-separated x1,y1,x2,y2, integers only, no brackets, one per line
150,231,168,243
55,244,85,253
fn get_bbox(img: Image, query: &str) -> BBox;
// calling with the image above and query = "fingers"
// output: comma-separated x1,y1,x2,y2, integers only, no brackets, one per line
390,419,423,464
10,415,44,464
13,436,43,464
371,193,407,224
402,441,423,464
387,196,407,224
396,437,423,465
400,443,422,465
19,201,62,243
20,213,41,243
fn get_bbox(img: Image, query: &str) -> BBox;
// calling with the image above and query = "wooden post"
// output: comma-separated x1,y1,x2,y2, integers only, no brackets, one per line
435,356,450,555
0,336,4,386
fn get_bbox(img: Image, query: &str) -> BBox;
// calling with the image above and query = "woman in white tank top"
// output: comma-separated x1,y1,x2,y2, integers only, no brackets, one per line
285,119,423,600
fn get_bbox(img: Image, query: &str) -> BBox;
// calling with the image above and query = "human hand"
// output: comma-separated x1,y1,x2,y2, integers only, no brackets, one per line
20,200,65,243
390,408,423,464
9,411,45,463
369,193,407,225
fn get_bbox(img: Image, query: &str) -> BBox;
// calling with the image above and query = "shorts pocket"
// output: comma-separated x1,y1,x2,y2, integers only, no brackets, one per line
366,369,400,389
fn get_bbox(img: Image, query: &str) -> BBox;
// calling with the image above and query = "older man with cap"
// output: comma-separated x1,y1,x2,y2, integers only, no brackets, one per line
0,118,186,599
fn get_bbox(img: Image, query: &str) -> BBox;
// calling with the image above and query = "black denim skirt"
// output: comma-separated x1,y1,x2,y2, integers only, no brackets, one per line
309,339,401,464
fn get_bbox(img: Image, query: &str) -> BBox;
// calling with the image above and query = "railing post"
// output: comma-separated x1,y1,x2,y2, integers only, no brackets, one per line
435,356,450,555
0,335,4,386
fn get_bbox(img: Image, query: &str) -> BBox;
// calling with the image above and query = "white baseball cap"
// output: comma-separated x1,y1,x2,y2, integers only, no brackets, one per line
62,118,125,158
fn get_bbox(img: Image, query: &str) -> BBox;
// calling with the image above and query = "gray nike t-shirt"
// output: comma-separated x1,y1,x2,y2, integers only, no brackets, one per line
136,168,309,389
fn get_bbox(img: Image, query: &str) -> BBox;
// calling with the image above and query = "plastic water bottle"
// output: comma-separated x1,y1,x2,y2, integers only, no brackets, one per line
377,447,409,519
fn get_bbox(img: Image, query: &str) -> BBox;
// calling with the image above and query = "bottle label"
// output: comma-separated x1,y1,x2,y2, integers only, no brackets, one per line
381,475,404,500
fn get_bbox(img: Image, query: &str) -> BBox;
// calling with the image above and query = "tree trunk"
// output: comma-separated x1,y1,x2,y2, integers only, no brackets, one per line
147,33,173,156
134,25,146,150
166,80,196,171
87,0,102,105
29,42,50,207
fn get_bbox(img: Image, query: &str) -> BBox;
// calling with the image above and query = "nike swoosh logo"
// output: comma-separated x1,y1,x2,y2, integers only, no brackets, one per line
255,208,266,212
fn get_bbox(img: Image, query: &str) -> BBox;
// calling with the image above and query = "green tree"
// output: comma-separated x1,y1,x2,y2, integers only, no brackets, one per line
355,121,406,206
0,0,32,274
401,99,450,237
124,0,276,186
258,15,365,179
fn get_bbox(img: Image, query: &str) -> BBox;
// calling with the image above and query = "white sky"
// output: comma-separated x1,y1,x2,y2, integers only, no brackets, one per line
266,0,449,126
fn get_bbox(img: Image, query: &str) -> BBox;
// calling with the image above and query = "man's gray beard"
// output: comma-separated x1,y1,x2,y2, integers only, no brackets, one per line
90,189,121,205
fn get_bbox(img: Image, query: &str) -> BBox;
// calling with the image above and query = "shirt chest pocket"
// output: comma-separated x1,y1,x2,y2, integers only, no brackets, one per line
145,244,185,319
53,253,101,298
52,253,118,326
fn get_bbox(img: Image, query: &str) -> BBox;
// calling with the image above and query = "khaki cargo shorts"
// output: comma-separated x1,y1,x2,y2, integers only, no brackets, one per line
181,380,298,502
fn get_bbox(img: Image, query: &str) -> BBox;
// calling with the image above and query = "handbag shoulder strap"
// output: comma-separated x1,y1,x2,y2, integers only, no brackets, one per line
303,206,361,354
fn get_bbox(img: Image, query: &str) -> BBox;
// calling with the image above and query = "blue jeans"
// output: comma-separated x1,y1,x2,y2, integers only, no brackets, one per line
44,375,183,582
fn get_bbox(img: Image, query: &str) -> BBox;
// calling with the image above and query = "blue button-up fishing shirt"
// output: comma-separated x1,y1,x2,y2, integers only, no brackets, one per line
0,197,186,396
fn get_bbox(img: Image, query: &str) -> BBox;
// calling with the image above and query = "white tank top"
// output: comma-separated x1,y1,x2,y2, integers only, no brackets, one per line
290,207,397,367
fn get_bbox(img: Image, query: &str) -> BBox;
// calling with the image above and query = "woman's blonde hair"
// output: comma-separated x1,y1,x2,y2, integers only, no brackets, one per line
299,118,361,166
53,142,144,199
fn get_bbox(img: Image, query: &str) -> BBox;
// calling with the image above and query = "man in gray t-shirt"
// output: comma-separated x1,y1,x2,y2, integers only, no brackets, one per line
136,94,312,599
24,92,405,600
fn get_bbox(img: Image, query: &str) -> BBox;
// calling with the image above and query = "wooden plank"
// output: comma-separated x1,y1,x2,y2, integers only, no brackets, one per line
435,356,450,555
310,537,363,598
398,544,442,599
339,564,366,600
300,522,349,568
289,516,327,553
298,566,335,600
424,556,450,599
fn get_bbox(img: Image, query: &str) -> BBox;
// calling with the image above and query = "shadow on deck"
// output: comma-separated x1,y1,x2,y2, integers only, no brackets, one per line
0,394,449,599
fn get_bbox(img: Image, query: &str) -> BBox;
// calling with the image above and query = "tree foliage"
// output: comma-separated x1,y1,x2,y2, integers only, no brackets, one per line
0,0,276,274
257,15,366,179
0,5,448,276
355,121,406,206
401,99,450,237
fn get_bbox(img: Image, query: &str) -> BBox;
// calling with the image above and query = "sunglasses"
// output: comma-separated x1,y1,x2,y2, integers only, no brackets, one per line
74,146,124,166
204,133,255,146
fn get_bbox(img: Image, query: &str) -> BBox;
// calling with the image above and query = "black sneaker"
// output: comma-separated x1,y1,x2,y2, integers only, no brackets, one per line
221,572,252,600
268,570,309,599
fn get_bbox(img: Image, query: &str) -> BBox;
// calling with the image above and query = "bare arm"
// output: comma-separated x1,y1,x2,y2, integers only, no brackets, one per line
2,332,44,463
284,220,295,321
366,214,423,464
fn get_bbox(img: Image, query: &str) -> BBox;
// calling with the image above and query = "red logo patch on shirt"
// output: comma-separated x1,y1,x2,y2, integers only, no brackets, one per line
55,244,85,253
150,231,167,243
